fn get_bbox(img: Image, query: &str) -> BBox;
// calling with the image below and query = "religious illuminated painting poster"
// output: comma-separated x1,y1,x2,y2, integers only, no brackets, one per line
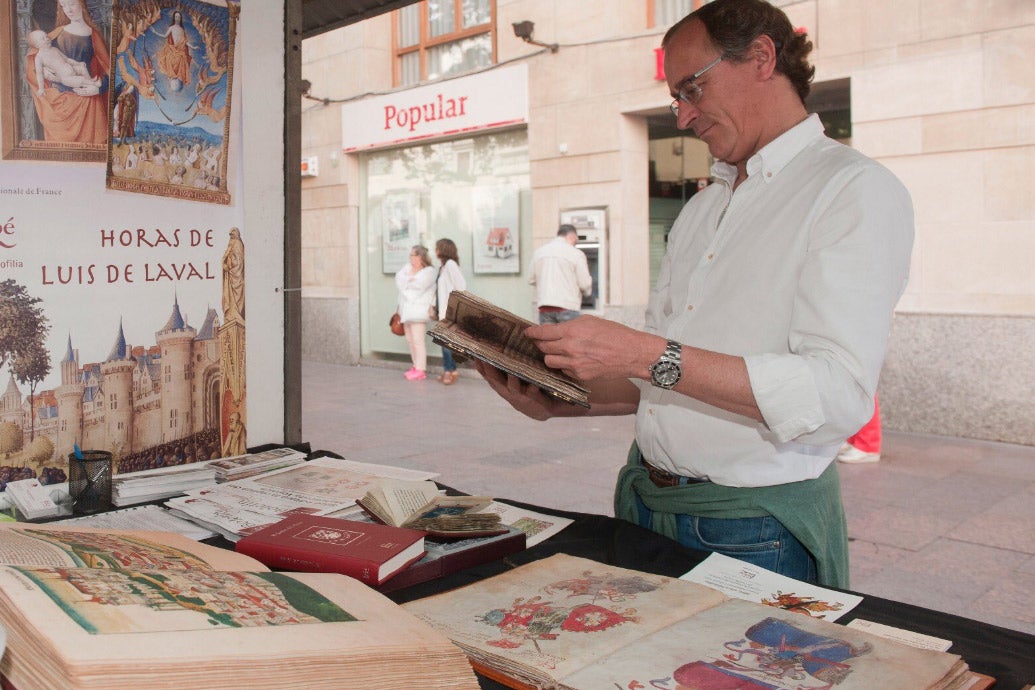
105,0,239,204
0,5,248,490
0,0,113,162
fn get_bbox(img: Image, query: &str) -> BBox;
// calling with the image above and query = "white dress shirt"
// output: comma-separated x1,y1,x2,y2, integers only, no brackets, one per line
528,237,593,311
636,114,914,487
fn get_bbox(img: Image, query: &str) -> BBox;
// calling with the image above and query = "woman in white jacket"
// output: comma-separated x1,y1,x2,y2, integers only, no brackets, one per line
434,238,467,385
395,245,437,380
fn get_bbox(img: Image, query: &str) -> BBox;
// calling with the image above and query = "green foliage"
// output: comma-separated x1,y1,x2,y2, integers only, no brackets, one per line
0,279,49,375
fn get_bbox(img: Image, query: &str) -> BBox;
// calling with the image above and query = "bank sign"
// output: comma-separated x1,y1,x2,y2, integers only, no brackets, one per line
341,64,528,152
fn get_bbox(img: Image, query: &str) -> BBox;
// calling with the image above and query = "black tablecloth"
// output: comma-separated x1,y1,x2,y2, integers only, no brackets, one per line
83,446,1032,689
385,496,1035,690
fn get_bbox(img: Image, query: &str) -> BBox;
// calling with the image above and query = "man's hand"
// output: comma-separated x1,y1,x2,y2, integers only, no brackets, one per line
527,316,659,382
474,361,580,421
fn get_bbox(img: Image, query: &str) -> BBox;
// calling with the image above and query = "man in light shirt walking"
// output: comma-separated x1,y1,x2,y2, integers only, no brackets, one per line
528,224,593,324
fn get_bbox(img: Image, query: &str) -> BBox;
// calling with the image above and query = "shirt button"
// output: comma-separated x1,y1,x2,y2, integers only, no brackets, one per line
687,305,694,311
707,253,714,260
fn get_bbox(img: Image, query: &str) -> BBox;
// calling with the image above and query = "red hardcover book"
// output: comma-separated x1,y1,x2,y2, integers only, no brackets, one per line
377,526,526,593
235,515,426,586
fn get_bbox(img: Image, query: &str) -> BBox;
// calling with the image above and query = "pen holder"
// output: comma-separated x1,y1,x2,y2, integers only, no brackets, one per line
68,450,113,515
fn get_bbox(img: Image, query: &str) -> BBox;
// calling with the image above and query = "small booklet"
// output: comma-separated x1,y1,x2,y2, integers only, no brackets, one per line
4,479,63,520
357,479,506,539
429,290,591,407
682,552,863,622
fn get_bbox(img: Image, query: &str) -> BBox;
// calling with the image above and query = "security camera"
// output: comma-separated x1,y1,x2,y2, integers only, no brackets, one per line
512,21,534,40
511,20,557,52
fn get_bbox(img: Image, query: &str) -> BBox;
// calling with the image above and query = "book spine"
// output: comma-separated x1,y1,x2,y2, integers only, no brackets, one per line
235,541,380,584
377,532,525,593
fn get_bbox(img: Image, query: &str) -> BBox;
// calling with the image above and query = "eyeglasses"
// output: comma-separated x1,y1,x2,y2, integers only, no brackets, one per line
669,55,723,118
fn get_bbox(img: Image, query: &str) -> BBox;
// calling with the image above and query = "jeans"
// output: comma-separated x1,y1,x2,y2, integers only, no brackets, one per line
538,308,580,324
634,491,818,583
441,346,456,372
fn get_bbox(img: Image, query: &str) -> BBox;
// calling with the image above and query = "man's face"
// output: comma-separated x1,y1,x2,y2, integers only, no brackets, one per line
665,20,761,167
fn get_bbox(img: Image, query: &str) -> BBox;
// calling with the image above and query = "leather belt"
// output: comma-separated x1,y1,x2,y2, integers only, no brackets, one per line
642,459,706,488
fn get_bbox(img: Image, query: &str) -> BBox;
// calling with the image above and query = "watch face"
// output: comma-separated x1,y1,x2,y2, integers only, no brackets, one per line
651,361,680,387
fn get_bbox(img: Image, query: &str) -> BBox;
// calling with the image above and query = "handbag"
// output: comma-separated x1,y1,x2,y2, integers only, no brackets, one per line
389,312,404,336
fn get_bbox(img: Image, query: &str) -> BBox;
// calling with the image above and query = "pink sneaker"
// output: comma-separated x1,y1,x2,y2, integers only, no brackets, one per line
403,367,417,379
404,368,426,380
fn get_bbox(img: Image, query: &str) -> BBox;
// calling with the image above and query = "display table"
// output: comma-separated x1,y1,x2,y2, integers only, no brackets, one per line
386,495,1035,690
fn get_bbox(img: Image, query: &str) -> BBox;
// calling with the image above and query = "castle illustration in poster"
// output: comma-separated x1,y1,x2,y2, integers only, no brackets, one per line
0,229,247,486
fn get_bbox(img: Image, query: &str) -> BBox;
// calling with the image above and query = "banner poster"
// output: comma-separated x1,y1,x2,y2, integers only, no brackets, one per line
381,190,420,274
0,0,246,490
471,184,519,274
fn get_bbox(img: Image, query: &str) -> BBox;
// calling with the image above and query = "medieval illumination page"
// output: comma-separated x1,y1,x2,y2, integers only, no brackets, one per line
558,598,965,690
0,568,479,689
403,553,729,687
0,523,261,571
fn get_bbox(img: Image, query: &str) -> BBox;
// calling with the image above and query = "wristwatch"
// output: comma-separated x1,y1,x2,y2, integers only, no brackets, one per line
648,340,682,389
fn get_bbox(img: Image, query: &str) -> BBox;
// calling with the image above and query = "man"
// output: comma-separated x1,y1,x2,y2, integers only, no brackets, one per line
528,224,593,324
477,0,913,588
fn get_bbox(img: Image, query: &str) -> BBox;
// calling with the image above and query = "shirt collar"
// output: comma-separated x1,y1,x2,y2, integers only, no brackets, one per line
711,113,825,185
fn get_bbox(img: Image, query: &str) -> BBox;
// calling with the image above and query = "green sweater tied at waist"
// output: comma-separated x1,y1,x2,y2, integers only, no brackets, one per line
614,441,849,589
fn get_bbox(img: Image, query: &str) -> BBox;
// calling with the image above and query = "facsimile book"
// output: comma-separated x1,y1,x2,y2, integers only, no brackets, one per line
403,553,972,690
235,514,427,586
0,523,479,690
357,479,507,538
429,291,590,407
377,526,527,594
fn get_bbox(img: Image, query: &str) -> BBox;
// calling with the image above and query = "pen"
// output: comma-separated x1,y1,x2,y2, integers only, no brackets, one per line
73,443,83,460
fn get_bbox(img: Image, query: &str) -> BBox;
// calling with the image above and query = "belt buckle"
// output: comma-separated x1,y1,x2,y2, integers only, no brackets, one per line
644,461,680,488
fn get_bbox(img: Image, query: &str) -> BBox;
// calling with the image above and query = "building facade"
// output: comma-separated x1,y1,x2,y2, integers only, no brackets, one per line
300,0,1035,445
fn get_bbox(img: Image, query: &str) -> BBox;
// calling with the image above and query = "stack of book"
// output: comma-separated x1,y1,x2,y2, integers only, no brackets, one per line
111,462,217,507
165,457,439,543
206,447,307,482
0,523,480,689
378,525,526,594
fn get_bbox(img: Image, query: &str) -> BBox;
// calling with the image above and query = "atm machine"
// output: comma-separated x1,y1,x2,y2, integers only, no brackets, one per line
559,207,607,314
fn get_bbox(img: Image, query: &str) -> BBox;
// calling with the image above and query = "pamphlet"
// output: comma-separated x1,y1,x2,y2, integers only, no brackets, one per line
681,552,863,621
481,500,573,548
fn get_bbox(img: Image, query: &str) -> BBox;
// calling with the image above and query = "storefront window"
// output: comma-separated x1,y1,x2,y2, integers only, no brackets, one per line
362,130,530,357
394,0,495,86
650,0,699,27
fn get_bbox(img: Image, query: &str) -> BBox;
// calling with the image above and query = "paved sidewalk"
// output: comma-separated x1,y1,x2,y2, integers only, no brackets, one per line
301,360,1035,635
